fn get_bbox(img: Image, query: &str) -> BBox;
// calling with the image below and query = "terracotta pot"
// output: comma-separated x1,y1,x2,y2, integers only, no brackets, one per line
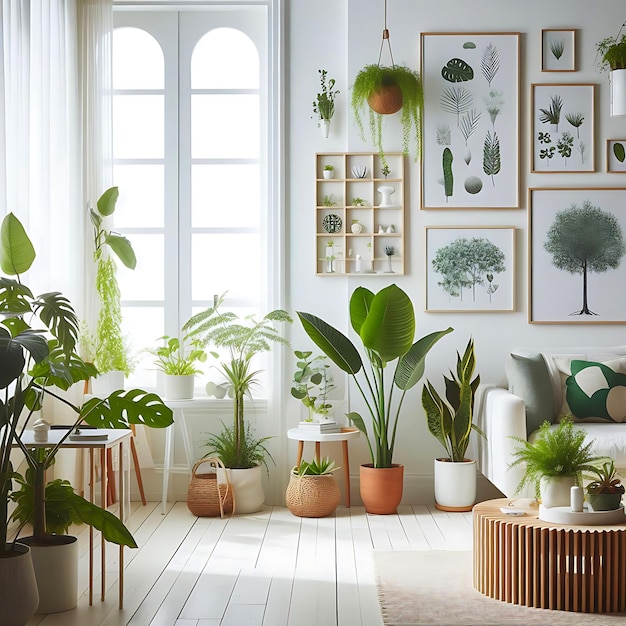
359,463,403,514
367,82,403,115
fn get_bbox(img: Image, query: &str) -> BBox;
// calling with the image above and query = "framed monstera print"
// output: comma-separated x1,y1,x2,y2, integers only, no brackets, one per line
420,32,520,209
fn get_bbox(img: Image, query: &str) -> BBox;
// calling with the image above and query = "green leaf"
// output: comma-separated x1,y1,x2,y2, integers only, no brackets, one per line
0,277,33,314
359,284,415,364
96,186,119,217
81,389,173,429
33,291,80,355
0,213,36,275
297,312,362,375
349,286,374,335
105,234,137,270
441,58,474,83
347,411,368,435
443,148,453,199
614,142,626,163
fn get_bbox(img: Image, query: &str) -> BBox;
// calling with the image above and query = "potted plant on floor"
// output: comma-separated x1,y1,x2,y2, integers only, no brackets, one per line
313,69,340,138
148,334,207,400
422,338,484,511
596,27,626,116
290,350,336,422
297,284,452,514
184,293,292,513
0,213,173,615
285,457,340,518
585,460,625,511
509,417,604,507
89,186,137,393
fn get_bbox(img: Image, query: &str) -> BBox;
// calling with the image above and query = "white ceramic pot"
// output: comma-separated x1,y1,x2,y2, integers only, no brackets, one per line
223,465,265,514
351,222,363,234
322,169,334,179
0,544,39,626
433,458,477,512
91,370,125,396
319,119,330,138
540,475,577,508
610,69,626,116
164,374,195,400
21,536,78,614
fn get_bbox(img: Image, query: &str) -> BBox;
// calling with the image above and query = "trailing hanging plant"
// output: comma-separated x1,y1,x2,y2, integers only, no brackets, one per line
352,64,423,166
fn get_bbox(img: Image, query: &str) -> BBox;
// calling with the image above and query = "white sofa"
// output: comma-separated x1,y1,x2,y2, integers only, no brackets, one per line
477,345,626,498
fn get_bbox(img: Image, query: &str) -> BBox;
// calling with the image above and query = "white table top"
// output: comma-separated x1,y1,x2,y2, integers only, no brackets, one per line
17,428,132,449
287,426,360,443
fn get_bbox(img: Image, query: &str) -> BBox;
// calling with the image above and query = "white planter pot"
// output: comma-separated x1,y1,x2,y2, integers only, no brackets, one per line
322,169,334,179
539,475,577,508
0,544,39,626
223,465,265,514
433,458,476,512
610,69,626,116
319,119,330,138
164,374,195,400
91,370,125,396
21,536,78,614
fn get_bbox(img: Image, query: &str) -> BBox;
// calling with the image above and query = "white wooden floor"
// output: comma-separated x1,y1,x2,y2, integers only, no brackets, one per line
26,500,474,626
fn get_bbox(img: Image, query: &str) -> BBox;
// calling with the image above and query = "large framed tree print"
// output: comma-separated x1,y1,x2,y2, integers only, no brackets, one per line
421,32,520,209
529,188,626,324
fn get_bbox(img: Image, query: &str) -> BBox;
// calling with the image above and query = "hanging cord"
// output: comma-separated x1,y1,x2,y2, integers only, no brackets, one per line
377,0,395,68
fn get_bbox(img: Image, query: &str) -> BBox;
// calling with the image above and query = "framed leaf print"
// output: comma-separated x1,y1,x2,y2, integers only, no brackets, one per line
531,83,595,173
529,188,626,324
420,32,520,209
607,140,626,172
541,29,576,72
425,226,515,312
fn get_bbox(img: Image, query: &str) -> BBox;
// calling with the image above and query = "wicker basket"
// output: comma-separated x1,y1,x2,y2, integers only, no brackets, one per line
187,458,235,517
285,473,340,518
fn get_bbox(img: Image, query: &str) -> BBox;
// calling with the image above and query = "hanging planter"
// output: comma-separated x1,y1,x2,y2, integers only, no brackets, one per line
596,27,626,116
351,4,423,165
312,69,339,137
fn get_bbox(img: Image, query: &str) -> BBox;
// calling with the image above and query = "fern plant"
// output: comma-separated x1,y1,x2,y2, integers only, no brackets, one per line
509,417,604,496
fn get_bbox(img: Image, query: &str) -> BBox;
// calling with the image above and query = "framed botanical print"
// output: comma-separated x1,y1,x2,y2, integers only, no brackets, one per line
529,188,626,324
420,32,520,209
531,83,595,173
425,226,515,312
541,29,576,72
606,139,626,172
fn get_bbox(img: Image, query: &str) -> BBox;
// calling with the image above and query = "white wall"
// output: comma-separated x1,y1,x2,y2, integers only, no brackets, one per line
284,0,626,505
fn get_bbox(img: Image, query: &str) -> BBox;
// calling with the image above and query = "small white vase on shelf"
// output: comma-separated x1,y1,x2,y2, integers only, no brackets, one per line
377,185,395,207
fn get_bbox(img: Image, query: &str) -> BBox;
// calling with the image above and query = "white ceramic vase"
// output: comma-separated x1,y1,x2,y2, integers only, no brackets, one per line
610,69,626,116
377,185,395,207
433,458,477,512
322,169,334,179
319,119,330,138
164,374,195,400
540,475,577,508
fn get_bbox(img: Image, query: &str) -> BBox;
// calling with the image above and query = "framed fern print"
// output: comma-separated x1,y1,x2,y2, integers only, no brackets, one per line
531,83,595,173
420,32,520,209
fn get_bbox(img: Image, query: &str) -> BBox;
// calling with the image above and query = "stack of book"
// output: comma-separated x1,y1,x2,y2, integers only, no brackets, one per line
298,420,341,433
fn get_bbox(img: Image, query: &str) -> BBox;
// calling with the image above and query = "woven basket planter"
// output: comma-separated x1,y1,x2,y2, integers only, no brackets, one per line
187,458,234,517
286,473,340,518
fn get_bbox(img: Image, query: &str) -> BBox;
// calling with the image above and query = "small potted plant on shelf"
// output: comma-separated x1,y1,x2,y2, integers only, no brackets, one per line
322,164,335,179
596,25,626,115
297,284,452,514
322,194,335,207
509,417,604,507
183,293,292,513
351,197,366,207
585,460,625,511
285,457,340,518
290,350,336,422
352,64,423,166
313,69,339,138
422,339,485,511
148,334,207,400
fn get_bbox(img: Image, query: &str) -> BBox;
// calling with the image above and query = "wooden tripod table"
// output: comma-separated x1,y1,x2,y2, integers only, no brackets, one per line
473,498,626,613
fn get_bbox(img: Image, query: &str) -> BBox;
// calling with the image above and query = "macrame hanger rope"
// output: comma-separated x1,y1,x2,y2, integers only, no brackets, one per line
377,0,395,68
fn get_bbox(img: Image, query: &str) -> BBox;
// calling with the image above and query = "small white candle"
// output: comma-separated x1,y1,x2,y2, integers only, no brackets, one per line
570,485,583,512
355,254,362,273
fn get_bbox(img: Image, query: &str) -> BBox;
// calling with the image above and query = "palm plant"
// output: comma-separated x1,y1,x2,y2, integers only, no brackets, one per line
539,94,563,132
297,284,452,468
184,293,292,468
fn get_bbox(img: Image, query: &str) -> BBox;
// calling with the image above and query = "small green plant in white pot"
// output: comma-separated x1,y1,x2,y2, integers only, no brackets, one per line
313,69,339,138
322,164,335,179
290,350,336,421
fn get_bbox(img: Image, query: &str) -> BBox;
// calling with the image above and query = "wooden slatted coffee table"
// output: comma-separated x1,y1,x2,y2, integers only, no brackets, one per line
473,498,626,613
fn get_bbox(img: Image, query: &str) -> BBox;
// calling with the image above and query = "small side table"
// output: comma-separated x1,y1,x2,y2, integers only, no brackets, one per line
287,427,360,508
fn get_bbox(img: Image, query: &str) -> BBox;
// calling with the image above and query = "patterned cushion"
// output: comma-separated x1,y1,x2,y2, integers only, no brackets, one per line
563,359,626,423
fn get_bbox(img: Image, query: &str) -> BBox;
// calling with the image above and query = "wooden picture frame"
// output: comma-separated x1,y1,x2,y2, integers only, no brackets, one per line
420,32,520,209
425,226,515,312
606,140,626,172
529,188,626,324
531,83,595,173
541,29,576,72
